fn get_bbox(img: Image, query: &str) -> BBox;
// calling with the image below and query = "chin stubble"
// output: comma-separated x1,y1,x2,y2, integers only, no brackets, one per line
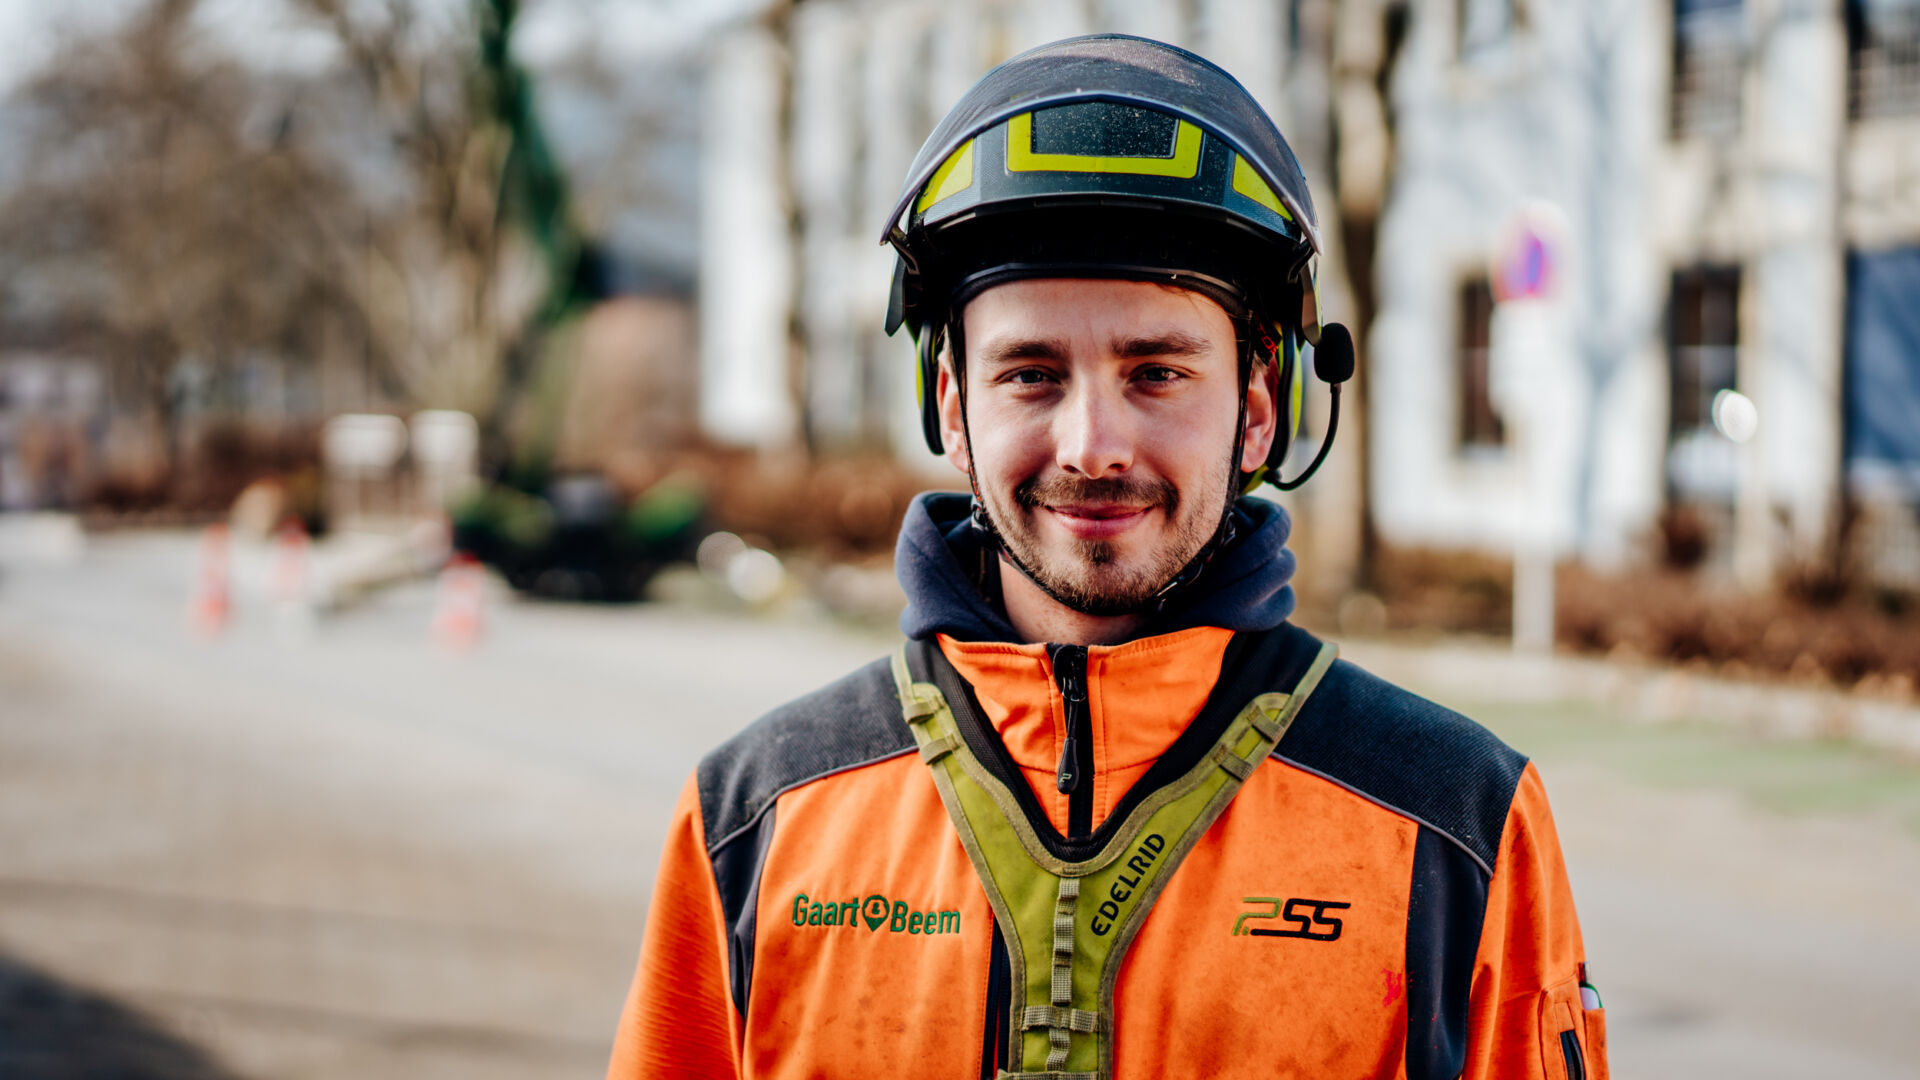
989,468,1227,615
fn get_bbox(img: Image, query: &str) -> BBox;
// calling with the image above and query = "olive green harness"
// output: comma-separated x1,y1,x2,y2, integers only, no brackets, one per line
891,639,1337,1080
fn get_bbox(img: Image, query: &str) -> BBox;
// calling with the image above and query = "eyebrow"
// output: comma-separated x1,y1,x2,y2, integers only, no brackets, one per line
974,337,1071,367
973,329,1213,367
1111,330,1211,359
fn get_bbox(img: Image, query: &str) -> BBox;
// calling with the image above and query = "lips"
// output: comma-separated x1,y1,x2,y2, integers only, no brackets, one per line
1010,475,1178,543
1045,502,1153,539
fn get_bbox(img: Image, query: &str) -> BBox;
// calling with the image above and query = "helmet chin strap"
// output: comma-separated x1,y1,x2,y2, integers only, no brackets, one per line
953,320,1259,620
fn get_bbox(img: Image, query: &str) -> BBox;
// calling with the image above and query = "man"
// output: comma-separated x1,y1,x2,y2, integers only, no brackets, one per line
608,35,1606,1080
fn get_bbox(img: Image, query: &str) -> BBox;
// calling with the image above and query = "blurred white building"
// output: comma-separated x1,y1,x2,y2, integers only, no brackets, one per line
696,0,1920,589
1371,0,1920,587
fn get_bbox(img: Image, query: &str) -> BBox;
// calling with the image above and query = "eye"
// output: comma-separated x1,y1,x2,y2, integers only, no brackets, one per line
1006,368,1057,385
1134,365,1184,384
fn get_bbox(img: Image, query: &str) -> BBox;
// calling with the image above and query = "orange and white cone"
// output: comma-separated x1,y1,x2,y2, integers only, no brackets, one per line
431,552,486,652
186,523,231,638
271,520,316,637
272,521,310,601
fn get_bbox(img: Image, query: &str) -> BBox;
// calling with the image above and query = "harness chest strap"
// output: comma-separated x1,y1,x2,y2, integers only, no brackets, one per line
891,639,1338,1080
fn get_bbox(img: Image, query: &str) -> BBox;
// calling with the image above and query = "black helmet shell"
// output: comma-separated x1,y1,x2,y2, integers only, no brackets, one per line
882,34,1319,255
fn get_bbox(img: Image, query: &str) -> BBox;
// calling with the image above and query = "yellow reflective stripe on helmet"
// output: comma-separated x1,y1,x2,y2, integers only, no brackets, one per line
916,139,976,213
1006,113,1203,178
1289,340,1305,443
1231,155,1294,222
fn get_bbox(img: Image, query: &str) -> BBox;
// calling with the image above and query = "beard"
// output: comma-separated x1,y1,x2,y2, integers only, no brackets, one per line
981,461,1231,616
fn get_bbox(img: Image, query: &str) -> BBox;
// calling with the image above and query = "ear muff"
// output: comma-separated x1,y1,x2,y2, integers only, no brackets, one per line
1280,329,1304,460
1239,322,1302,492
916,324,945,455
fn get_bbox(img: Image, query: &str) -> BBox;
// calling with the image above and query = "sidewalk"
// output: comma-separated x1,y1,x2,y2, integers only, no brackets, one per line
1340,634,1920,757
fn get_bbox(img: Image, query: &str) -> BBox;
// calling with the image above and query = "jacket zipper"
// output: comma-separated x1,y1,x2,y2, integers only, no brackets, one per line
1048,644,1094,838
1559,1029,1586,1080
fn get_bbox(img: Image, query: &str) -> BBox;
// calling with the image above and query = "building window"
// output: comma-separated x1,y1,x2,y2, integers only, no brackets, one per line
1849,0,1920,120
1456,276,1505,450
1669,266,1741,436
1666,265,1742,499
1672,0,1744,138
1844,247,1920,489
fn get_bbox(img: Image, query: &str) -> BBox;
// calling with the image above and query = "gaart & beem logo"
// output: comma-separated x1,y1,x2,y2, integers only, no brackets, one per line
791,892,961,935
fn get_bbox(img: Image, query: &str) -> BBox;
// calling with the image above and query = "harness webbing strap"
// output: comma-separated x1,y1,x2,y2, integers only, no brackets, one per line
1217,745,1258,780
1047,875,1078,1068
892,634,1338,1080
918,731,964,763
1248,705,1286,740
902,690,940,722
1021,1006,1099,1033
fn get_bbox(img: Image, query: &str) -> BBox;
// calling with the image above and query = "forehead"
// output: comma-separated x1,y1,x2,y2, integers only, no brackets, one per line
960,278,1236,354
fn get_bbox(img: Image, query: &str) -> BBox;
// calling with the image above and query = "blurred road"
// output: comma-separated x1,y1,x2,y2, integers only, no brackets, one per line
0,528,887,1079
2,526,1917,1078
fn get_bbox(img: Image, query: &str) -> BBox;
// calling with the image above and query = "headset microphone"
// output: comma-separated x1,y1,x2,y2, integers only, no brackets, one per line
1273,322,1355,492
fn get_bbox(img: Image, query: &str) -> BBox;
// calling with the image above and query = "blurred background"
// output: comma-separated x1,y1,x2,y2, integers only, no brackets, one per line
0,0,1916,1076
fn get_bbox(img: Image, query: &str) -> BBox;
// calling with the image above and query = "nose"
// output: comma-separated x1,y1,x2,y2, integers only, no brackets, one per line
1054,380,1134,479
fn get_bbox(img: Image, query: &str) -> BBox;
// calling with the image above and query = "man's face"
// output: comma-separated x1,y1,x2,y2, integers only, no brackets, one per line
940,278,1276,615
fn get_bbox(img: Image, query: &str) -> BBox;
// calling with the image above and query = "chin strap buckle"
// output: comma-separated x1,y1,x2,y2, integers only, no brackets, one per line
1148,511,1236,613
970,496,995,537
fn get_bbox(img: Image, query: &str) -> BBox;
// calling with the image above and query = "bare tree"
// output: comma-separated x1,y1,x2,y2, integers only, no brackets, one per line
0,0,593,475
292,0,563,425
0,0,367,440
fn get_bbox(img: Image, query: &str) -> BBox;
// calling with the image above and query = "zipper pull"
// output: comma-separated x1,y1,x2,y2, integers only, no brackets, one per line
1056,734,1079,793
1050,645,1087,794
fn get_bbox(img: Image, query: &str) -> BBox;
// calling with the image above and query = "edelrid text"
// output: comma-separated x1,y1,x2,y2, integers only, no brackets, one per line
1090,832,1166,936
790,892,960,935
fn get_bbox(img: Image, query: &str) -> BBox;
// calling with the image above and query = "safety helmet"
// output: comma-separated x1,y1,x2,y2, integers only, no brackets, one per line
881,34,1338,490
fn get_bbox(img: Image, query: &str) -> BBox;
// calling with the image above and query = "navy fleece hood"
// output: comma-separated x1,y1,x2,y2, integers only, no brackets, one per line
896,492,1297,643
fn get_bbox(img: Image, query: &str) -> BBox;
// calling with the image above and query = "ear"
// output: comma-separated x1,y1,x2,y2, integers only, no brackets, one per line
937,351,972,475
1238,356,1280,474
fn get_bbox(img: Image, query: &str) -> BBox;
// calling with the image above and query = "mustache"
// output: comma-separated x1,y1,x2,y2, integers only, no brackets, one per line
1012,474,1179,514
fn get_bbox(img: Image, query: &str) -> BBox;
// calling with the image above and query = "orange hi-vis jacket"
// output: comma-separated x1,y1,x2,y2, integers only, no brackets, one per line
608,621,1607,1079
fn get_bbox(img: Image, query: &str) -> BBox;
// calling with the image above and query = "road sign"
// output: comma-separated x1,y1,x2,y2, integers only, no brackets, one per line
1494,214,1556,303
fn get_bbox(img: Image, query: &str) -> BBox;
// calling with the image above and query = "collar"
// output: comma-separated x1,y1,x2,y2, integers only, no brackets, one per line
936,626,1236,836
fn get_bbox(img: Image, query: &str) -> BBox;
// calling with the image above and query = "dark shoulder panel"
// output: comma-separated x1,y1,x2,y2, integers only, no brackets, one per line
1274,659,1527,874
1404,825,1490,1079
697,655,913,854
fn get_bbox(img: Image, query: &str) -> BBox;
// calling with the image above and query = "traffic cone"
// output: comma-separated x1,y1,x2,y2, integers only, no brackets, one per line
271,520,315,638
186,523,231,638
431,552,486,652
271,520,310,603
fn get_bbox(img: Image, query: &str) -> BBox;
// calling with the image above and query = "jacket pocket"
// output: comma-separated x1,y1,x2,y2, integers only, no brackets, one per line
1538,978,1607,1080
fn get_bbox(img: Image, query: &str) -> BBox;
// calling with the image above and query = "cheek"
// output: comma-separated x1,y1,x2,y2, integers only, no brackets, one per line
971,424,1044,482
965,398,1045,473
1147,398,1241,474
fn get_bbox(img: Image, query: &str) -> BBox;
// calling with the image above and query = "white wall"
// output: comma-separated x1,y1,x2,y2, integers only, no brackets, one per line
699,22,797,447
1370,0,1667,559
